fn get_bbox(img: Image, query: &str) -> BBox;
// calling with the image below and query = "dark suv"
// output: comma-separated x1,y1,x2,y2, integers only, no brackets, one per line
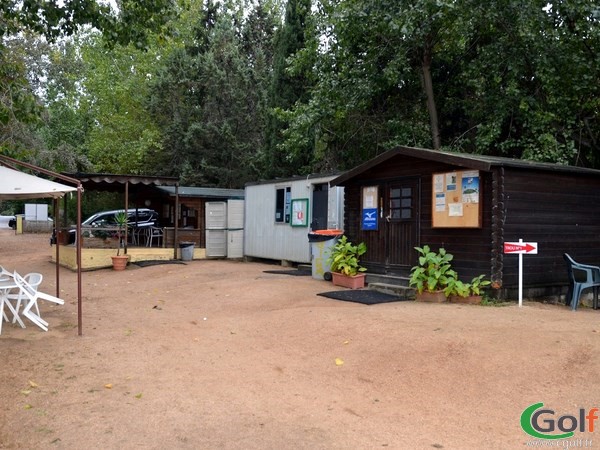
68,208,158,244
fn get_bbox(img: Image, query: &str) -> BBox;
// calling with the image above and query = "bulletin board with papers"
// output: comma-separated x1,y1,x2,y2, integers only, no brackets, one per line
432,170,481,228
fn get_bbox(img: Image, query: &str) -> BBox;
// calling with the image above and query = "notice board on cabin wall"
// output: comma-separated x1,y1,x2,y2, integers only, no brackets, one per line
432,170,481,228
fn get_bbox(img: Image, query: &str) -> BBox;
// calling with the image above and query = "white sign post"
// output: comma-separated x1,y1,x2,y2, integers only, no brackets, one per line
503,239,538,307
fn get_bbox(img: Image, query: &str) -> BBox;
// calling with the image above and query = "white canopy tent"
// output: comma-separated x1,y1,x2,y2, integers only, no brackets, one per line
0,166,78,199
0,158,83,335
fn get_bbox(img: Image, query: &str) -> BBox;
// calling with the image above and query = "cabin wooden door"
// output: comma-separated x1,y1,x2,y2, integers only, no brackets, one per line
384,178,420,269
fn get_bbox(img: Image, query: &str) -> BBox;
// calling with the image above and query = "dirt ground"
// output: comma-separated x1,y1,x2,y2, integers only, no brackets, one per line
0,229,599,449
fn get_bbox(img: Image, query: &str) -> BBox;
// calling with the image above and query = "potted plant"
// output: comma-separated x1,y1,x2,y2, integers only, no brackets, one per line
110,211,129,270
409,245,457,302
447,274,491,304
327,235,367,289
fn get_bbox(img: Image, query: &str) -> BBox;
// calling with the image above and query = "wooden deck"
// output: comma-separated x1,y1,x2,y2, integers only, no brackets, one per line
52,243,205,271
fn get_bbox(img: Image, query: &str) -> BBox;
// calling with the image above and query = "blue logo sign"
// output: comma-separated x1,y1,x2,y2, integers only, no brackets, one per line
362,208,378,230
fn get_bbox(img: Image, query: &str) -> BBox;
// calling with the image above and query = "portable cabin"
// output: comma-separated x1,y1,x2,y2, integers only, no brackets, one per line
244,174,344,265
330,146,600,300
155,186,245,255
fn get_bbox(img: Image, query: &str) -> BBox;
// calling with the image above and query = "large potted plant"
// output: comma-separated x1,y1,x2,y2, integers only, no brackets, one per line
446,274,491,304
409,245,457,302
327,235,367,289
110,211,129,270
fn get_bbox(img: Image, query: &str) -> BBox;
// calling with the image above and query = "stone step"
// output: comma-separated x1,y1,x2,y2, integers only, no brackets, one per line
368,282,415,300
365,273,411,287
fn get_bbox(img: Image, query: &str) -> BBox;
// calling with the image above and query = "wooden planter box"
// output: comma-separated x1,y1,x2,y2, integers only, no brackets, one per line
415,291,447,303
449,295,483,305
331,272,366,289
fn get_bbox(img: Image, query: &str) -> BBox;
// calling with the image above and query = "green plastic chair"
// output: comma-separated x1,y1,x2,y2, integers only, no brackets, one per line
563,253,600,311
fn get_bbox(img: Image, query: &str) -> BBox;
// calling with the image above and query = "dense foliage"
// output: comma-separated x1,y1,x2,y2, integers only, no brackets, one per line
1,0,598,187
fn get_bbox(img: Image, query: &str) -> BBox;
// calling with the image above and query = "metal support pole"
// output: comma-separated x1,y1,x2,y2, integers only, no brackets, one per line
518,238,523,307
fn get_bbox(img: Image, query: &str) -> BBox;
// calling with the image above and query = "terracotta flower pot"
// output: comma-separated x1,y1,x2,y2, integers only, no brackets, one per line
331,272,366,289
111,255,129,271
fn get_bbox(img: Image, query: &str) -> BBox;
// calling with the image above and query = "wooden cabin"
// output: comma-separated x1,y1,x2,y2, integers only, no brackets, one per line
330,146,600,300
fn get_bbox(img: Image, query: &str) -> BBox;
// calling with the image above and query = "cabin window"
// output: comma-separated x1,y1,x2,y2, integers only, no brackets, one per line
390,187,412,219
275,186,291,223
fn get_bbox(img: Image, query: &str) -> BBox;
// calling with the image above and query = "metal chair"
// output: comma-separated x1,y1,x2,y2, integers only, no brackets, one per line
563,253,600,311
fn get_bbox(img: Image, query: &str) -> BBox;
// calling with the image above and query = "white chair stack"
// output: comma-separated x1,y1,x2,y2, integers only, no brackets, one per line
12,271,64,332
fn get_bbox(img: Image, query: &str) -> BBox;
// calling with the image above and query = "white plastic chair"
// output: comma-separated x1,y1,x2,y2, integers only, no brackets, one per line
0,265,12,280
146,226,163,247
13,271,64,332
7,273,43,323
0,266,15,326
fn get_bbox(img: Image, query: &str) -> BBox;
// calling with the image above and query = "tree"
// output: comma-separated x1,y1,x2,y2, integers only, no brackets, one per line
281,0,600,171
147,0,279,187
264,0,313,178
0,0,175,49
0,0,177,172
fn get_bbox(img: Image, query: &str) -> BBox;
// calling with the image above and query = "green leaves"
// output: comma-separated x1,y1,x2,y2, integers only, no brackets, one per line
409,245,456,294
411,245,491,297
328,235,367,277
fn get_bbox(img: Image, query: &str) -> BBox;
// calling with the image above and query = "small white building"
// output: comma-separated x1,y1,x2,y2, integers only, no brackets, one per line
244,174,344,264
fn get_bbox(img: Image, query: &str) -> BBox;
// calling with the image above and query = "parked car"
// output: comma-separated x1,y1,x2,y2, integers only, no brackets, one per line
68,208,158,244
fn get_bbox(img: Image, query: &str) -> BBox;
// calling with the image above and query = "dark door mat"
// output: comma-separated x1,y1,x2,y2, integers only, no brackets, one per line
317,289,408,305
263,270,311,276
133,260,187,267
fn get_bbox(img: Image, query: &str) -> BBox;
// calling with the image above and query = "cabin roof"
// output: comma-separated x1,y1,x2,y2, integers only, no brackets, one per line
330,146,600,186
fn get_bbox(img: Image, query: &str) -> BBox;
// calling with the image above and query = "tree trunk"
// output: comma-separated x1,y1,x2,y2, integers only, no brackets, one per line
421,49,441,150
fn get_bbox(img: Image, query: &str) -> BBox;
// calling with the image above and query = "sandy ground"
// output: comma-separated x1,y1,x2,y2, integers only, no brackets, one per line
0,228,599,449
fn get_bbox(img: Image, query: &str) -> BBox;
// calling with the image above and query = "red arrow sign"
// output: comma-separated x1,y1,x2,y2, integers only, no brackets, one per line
504,242,538,254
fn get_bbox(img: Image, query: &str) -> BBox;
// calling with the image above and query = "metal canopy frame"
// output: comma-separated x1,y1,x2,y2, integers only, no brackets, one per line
64,172,181,258
0,156,85,336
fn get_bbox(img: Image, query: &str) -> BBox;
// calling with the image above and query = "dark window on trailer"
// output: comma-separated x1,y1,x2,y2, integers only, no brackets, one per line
275,187,291,223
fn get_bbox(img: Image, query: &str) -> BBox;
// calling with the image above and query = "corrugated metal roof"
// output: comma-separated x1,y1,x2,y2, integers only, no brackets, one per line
156,186,245,198
330,146,600,186
245,172,342,187
64,172,179,187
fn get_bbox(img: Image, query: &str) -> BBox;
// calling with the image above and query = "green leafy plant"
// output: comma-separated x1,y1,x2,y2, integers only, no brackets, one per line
114,211,128,256
466,274,491,296
445,274,491,298
409,245,457,294
328,235,367,277
443,277,469,298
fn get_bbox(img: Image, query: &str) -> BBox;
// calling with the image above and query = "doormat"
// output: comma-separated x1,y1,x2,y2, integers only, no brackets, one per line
263,269,311,276
317,289,408,305
133,260,187,267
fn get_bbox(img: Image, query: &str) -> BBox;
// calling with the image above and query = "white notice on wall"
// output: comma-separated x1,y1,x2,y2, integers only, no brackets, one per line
446,172,457,191
435,193,446,212
448,203,463,217
434,174,444,193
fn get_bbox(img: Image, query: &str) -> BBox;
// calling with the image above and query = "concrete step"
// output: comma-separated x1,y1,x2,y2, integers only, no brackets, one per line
368,282,415,300
365,273,411,287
